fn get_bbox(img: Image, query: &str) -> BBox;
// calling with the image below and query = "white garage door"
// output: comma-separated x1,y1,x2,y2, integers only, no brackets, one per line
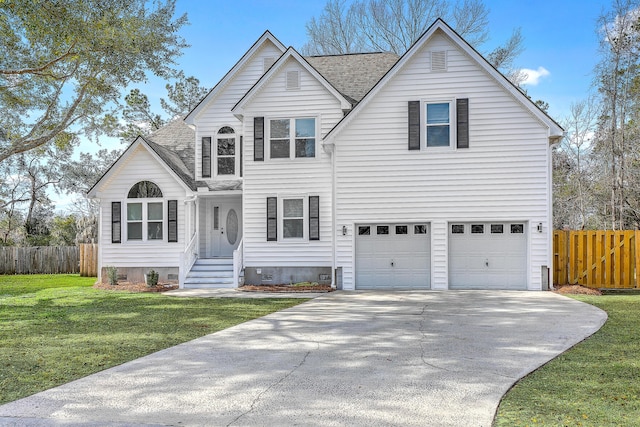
449,223,527,290
355,223,430,289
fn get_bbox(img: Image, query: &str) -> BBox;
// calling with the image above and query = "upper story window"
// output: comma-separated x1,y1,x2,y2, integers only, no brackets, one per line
269,118,316,159
216,126,237,176
126,181,163,241
426,102,452,147
408,99,468,150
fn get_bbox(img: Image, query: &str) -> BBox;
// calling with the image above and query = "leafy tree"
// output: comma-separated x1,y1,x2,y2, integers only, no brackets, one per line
0,0,188,163
302,0,523,73
49,215,78,246
161,71,210,119
109,72,209,142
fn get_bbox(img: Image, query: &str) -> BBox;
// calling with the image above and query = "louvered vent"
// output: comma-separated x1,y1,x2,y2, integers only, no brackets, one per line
286,70,300,90
263,56,276,72
431,50,447,72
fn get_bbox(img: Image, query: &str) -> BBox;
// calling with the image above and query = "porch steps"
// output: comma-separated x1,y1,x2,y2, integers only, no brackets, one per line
184,258,235,288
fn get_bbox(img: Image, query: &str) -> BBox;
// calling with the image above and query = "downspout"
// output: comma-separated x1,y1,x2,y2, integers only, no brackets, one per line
547,133,565,290
323,141,337,289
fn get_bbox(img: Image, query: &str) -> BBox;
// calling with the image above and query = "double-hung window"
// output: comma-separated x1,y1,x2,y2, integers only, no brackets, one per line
269,118,316,159
426,101,453,147
266,195,320,242
126,181,163,242
283,198,304,239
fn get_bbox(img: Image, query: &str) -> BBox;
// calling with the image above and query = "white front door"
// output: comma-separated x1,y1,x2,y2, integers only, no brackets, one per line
201,198,242,258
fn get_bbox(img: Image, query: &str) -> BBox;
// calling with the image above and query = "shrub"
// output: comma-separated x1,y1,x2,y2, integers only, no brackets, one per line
146,270,159,287
105,266,118,286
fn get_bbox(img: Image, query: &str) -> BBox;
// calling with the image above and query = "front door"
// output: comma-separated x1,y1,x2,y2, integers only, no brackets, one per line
201,198,242,258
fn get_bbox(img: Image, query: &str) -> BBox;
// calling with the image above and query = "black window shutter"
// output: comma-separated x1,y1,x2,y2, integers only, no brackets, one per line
266,197,277,241
202,137,211,177
168,200,178,243
240,135,243,177
309,196,320,241
456,98,469,149
408,101,420,150
111,202,121,244
254,117,264,161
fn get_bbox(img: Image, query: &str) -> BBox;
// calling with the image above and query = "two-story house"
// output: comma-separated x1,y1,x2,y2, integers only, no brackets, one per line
88,19,564,291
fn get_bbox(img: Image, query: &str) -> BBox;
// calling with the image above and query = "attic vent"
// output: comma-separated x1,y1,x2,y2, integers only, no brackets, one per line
431,50,447,72
286,70,300,90
263,56,276,72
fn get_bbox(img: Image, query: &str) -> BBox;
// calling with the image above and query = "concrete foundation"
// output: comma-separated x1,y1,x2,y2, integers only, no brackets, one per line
244,266,332,286
100,267,179,284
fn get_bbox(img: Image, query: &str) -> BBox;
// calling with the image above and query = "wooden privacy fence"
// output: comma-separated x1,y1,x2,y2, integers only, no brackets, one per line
0,244,98,276
554,230,640,289
79,244,98,277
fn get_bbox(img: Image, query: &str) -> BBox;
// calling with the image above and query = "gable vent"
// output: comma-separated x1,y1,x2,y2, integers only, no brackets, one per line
286,70,300,90
263,56,276,72
431,50,447,72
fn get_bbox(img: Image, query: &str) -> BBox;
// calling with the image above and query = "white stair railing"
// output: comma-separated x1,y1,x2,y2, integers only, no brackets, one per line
232,238,244,288
179,234,198,288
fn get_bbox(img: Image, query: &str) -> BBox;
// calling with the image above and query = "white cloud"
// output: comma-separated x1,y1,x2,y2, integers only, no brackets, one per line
519,66,550,86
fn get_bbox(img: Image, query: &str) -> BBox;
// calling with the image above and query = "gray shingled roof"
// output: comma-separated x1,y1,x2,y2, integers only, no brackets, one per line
138,52,399,190
146,119,243,192
305,52,399,104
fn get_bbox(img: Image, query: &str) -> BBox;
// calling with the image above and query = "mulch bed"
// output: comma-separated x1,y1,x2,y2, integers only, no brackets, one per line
553,285,602,296
239,284,334,293
93,282,179,293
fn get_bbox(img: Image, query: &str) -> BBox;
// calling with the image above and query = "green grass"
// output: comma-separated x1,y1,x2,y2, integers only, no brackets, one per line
495,295,640,427
0,274,305,404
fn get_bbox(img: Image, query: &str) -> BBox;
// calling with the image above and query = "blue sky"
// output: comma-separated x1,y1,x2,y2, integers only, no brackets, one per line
156,0,612,122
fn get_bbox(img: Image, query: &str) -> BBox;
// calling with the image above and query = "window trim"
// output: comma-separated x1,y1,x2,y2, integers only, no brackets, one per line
266,117,318,160
279,195,308,241
125,199,166,243
422,99,455,149
214,126,239,178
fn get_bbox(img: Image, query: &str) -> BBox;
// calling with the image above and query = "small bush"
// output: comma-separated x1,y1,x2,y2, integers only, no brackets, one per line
105,266,118,286
146,270,159,287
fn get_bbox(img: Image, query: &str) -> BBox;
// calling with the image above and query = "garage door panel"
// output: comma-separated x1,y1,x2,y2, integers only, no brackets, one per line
355,223,430,290
449,222,527,290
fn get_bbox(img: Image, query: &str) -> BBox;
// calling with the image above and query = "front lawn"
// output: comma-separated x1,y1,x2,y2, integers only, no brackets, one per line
0,274,305,404
495,294,640,426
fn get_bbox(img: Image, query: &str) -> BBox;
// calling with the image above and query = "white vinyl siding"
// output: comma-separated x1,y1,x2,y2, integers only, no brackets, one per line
194,41,284,180
97,145,187,268
333,33,551,290
242,58,340,267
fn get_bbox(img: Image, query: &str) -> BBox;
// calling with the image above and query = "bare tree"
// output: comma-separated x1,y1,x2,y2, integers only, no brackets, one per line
593,0,640,229
302,0,523,73
553,98,599,229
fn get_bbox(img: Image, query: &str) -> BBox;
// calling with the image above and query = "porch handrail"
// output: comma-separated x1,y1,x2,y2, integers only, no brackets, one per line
233,238,244,287
179,233,198,287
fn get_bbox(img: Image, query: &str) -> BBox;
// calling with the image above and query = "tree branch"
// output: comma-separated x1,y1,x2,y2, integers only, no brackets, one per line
0,43,77,77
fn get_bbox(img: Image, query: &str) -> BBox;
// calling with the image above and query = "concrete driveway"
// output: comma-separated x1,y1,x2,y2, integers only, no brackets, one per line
0,291,606,427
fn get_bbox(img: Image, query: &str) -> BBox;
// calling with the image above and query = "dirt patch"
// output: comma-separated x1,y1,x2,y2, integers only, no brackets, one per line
93,282,178,293
240,284,334,293
553,285,602,296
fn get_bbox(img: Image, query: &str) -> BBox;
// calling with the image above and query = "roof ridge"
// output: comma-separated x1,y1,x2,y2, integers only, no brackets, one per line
304,51,396,58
